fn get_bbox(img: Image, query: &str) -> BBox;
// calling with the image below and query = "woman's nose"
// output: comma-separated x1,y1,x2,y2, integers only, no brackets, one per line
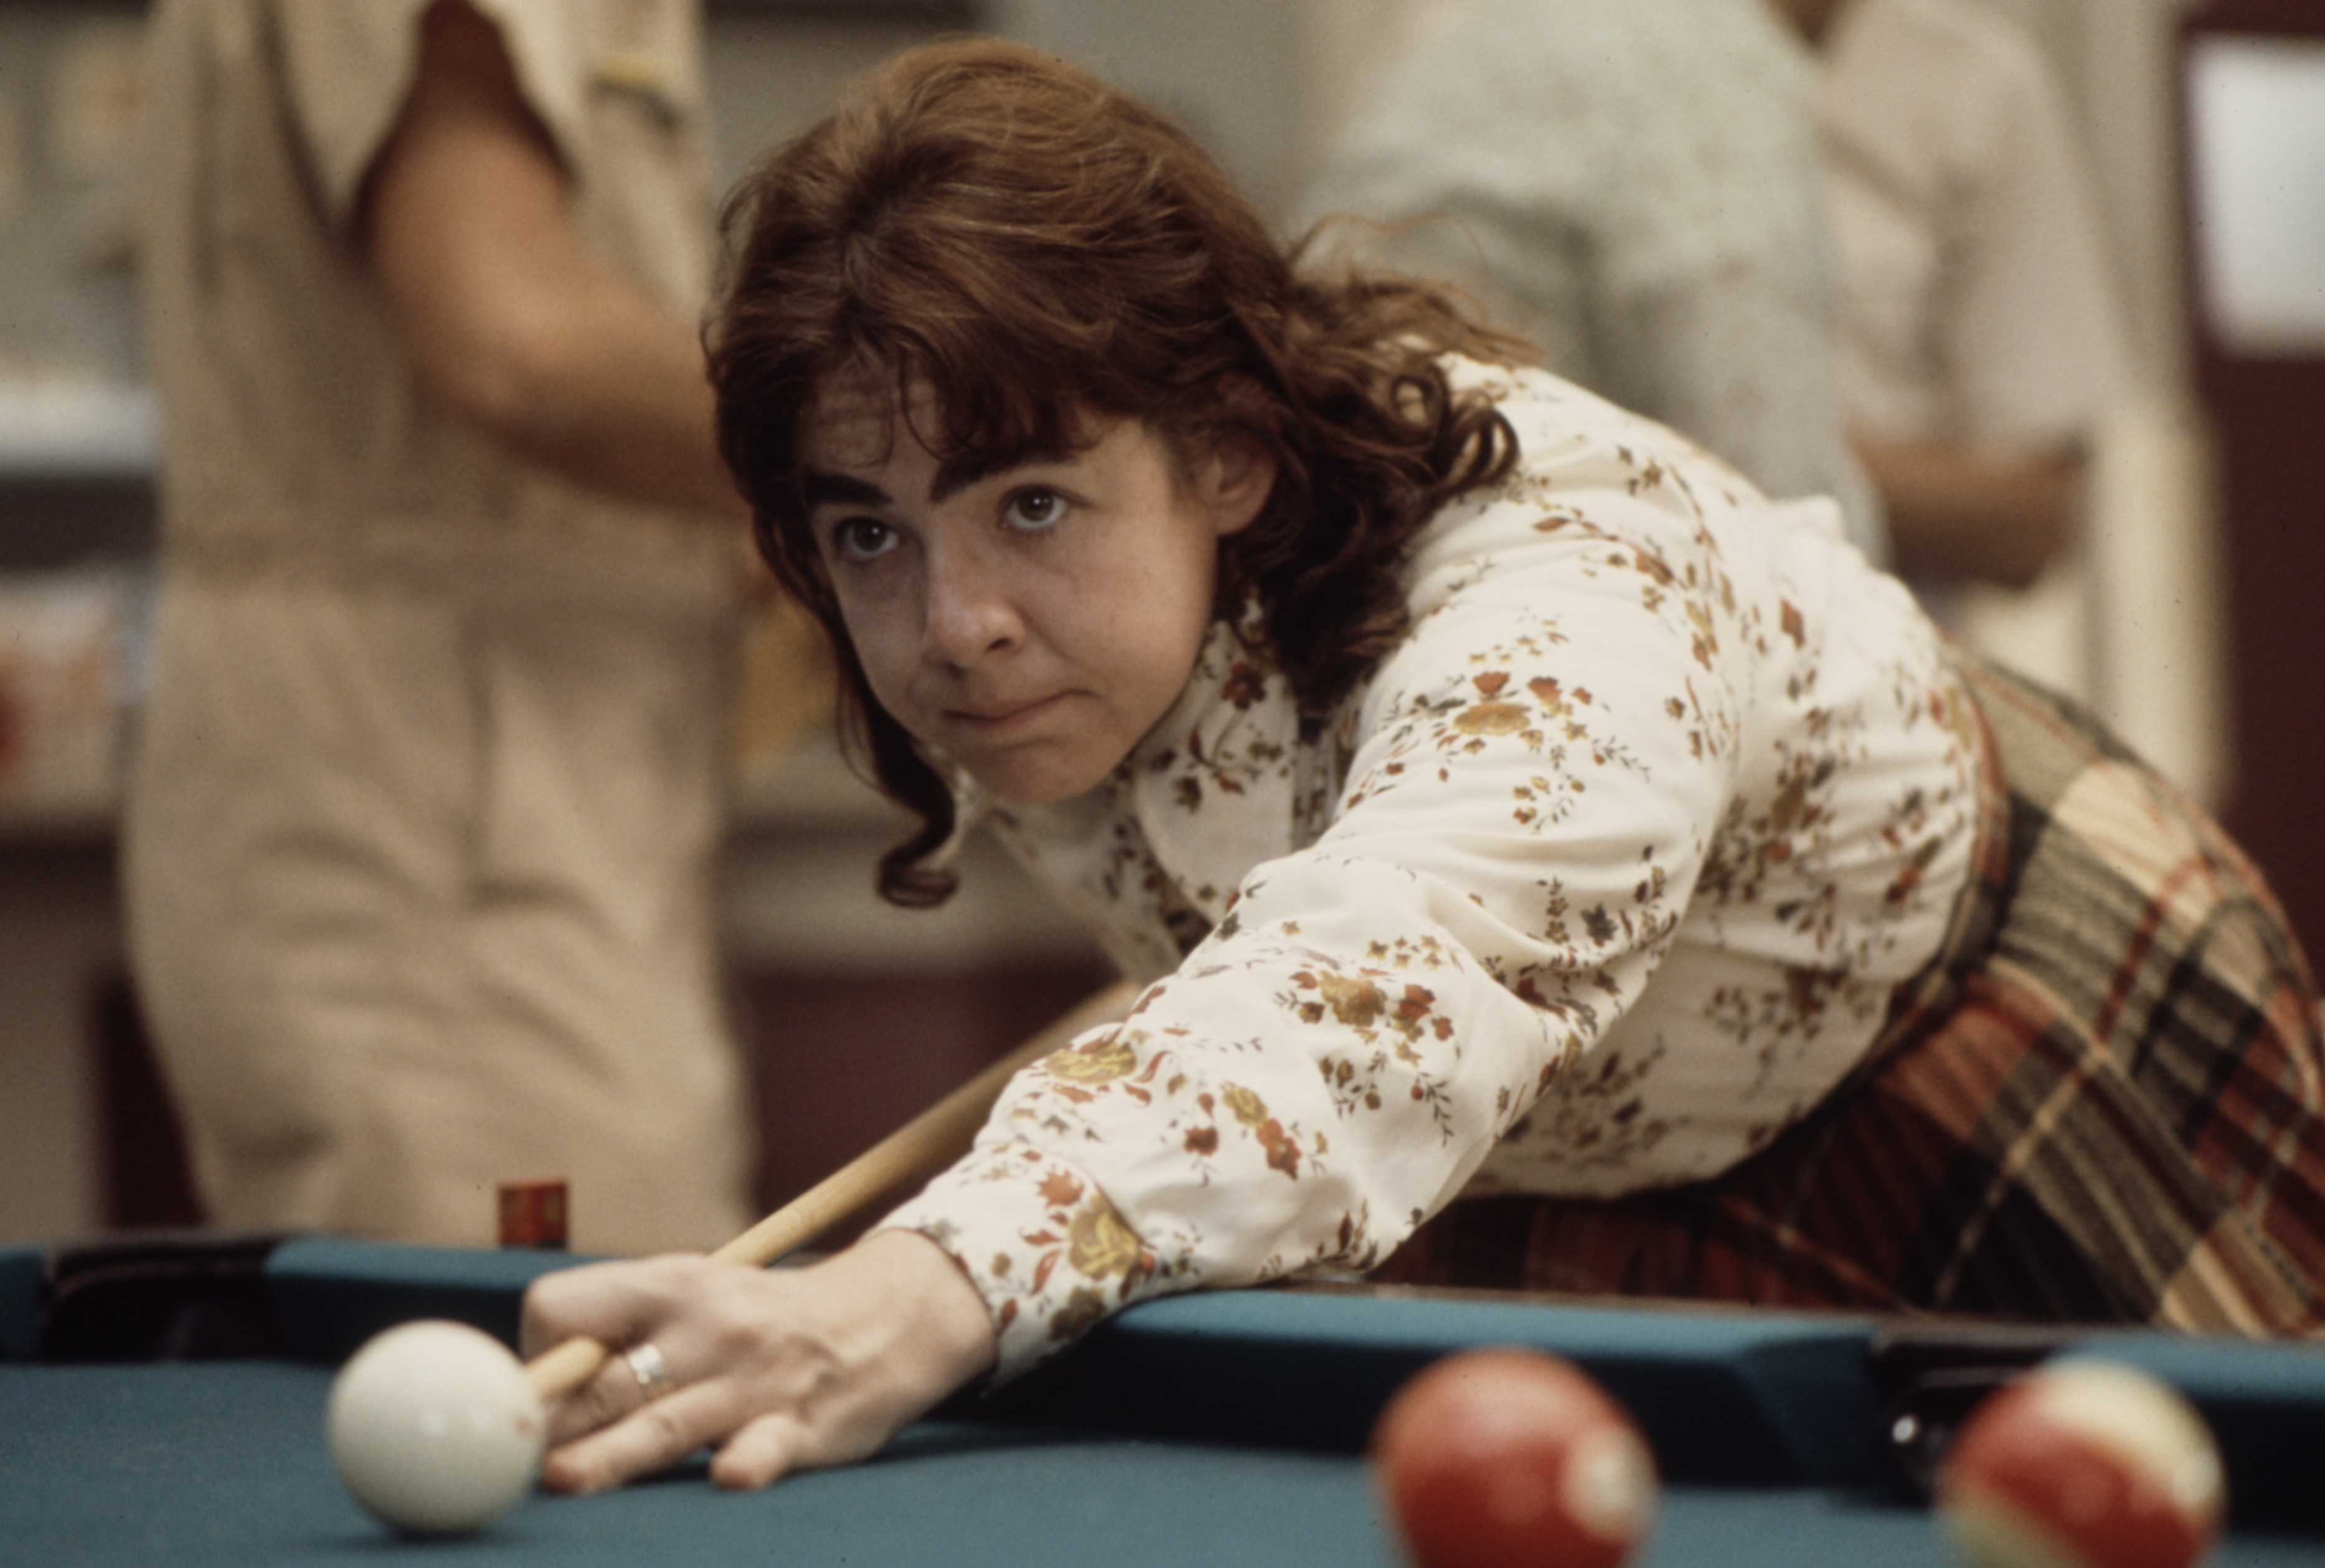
922,549,1024,665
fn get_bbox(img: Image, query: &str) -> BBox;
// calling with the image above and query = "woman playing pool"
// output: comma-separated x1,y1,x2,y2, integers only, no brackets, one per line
522,37,2325,1495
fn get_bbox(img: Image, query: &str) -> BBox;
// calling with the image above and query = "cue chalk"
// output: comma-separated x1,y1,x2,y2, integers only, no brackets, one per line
525,977,1140,1402
498,1178,570,1250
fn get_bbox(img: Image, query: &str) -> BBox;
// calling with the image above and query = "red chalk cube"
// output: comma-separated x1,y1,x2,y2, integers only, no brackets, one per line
496,1178,569,1250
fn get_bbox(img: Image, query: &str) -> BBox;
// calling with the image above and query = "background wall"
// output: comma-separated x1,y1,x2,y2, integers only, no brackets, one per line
0,0,2240,1245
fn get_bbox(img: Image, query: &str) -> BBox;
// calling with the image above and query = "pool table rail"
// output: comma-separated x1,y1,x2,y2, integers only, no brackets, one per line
9,1233,2325,1536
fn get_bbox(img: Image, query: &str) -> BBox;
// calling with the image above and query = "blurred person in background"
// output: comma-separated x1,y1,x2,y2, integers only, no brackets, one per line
128,0,773,1252
1298,0,1886,562
1776,0,2134,621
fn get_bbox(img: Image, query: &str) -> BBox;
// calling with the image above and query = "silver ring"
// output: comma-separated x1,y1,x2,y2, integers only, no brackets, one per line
623,1341,671,1399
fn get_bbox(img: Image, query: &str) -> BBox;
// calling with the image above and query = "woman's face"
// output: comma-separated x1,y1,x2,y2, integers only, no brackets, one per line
800,382,1275,806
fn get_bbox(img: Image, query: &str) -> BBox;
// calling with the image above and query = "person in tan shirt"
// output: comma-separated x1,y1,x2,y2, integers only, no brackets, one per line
128,0,762,1252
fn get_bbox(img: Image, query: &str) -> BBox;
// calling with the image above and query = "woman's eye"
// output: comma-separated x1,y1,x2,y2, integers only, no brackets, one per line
1003,488,1068,531
829,516,897,562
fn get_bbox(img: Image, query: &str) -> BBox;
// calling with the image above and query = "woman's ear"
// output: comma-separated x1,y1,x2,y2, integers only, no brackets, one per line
1202,428,1277,538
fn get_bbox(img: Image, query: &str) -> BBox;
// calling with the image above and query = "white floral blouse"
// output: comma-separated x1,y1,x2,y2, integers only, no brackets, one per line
880,362,1983,1378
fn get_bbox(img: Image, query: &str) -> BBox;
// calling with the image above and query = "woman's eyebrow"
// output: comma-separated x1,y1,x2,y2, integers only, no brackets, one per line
929,456,1011,504
929,442,1084,503
802,471,890,508
803,445,1078,509
803,464,994,508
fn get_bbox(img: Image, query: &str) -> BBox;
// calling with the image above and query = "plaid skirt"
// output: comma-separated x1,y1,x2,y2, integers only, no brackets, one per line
1383,651,2325,1337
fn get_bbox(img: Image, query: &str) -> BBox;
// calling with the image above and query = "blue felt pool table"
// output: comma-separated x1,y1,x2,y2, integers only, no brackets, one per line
4,1234,2323,1566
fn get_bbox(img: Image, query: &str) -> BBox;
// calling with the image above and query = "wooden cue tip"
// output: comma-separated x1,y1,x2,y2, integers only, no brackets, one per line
527,1332,611,1401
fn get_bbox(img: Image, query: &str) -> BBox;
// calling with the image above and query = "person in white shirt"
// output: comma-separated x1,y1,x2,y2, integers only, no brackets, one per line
1776,0,2134,600
1298,0,1885,562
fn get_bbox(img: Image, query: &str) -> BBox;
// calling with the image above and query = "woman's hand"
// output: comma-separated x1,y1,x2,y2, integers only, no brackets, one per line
519,1229,999,1493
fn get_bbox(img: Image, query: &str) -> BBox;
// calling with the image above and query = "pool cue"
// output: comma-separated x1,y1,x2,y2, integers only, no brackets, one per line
526,977,1139,1400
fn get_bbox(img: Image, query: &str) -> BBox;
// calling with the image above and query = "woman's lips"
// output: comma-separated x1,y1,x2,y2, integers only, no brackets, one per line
947,692,1066,728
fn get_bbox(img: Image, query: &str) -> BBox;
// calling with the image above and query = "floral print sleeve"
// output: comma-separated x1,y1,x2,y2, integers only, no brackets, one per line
880,363,1981,1379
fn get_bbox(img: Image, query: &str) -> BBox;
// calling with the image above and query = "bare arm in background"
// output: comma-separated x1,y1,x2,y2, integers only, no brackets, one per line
1766,0,2100,591
362,0,746,522
1857,433,2078,589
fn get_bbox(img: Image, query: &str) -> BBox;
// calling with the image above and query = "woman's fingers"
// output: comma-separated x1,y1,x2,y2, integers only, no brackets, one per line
521,1253,700,1358
542,1336,664,1448
539,1381,737,1495
706,1413,814,1492
537,1338,880,1495
523,1232,1001,1495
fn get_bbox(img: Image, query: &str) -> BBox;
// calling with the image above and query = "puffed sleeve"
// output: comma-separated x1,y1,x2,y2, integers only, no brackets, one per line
271,0,436,229
273,0,590,233
882,403,1787,1379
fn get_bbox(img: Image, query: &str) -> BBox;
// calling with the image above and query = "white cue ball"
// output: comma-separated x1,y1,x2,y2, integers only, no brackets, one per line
326,1318,547,1536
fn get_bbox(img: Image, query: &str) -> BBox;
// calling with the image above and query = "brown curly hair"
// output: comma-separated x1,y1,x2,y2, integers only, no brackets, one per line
710,37,1524,906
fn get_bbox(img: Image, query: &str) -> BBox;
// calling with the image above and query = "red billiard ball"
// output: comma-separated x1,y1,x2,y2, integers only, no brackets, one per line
1935,1358,2225,1568
1372,1347,1658,1568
